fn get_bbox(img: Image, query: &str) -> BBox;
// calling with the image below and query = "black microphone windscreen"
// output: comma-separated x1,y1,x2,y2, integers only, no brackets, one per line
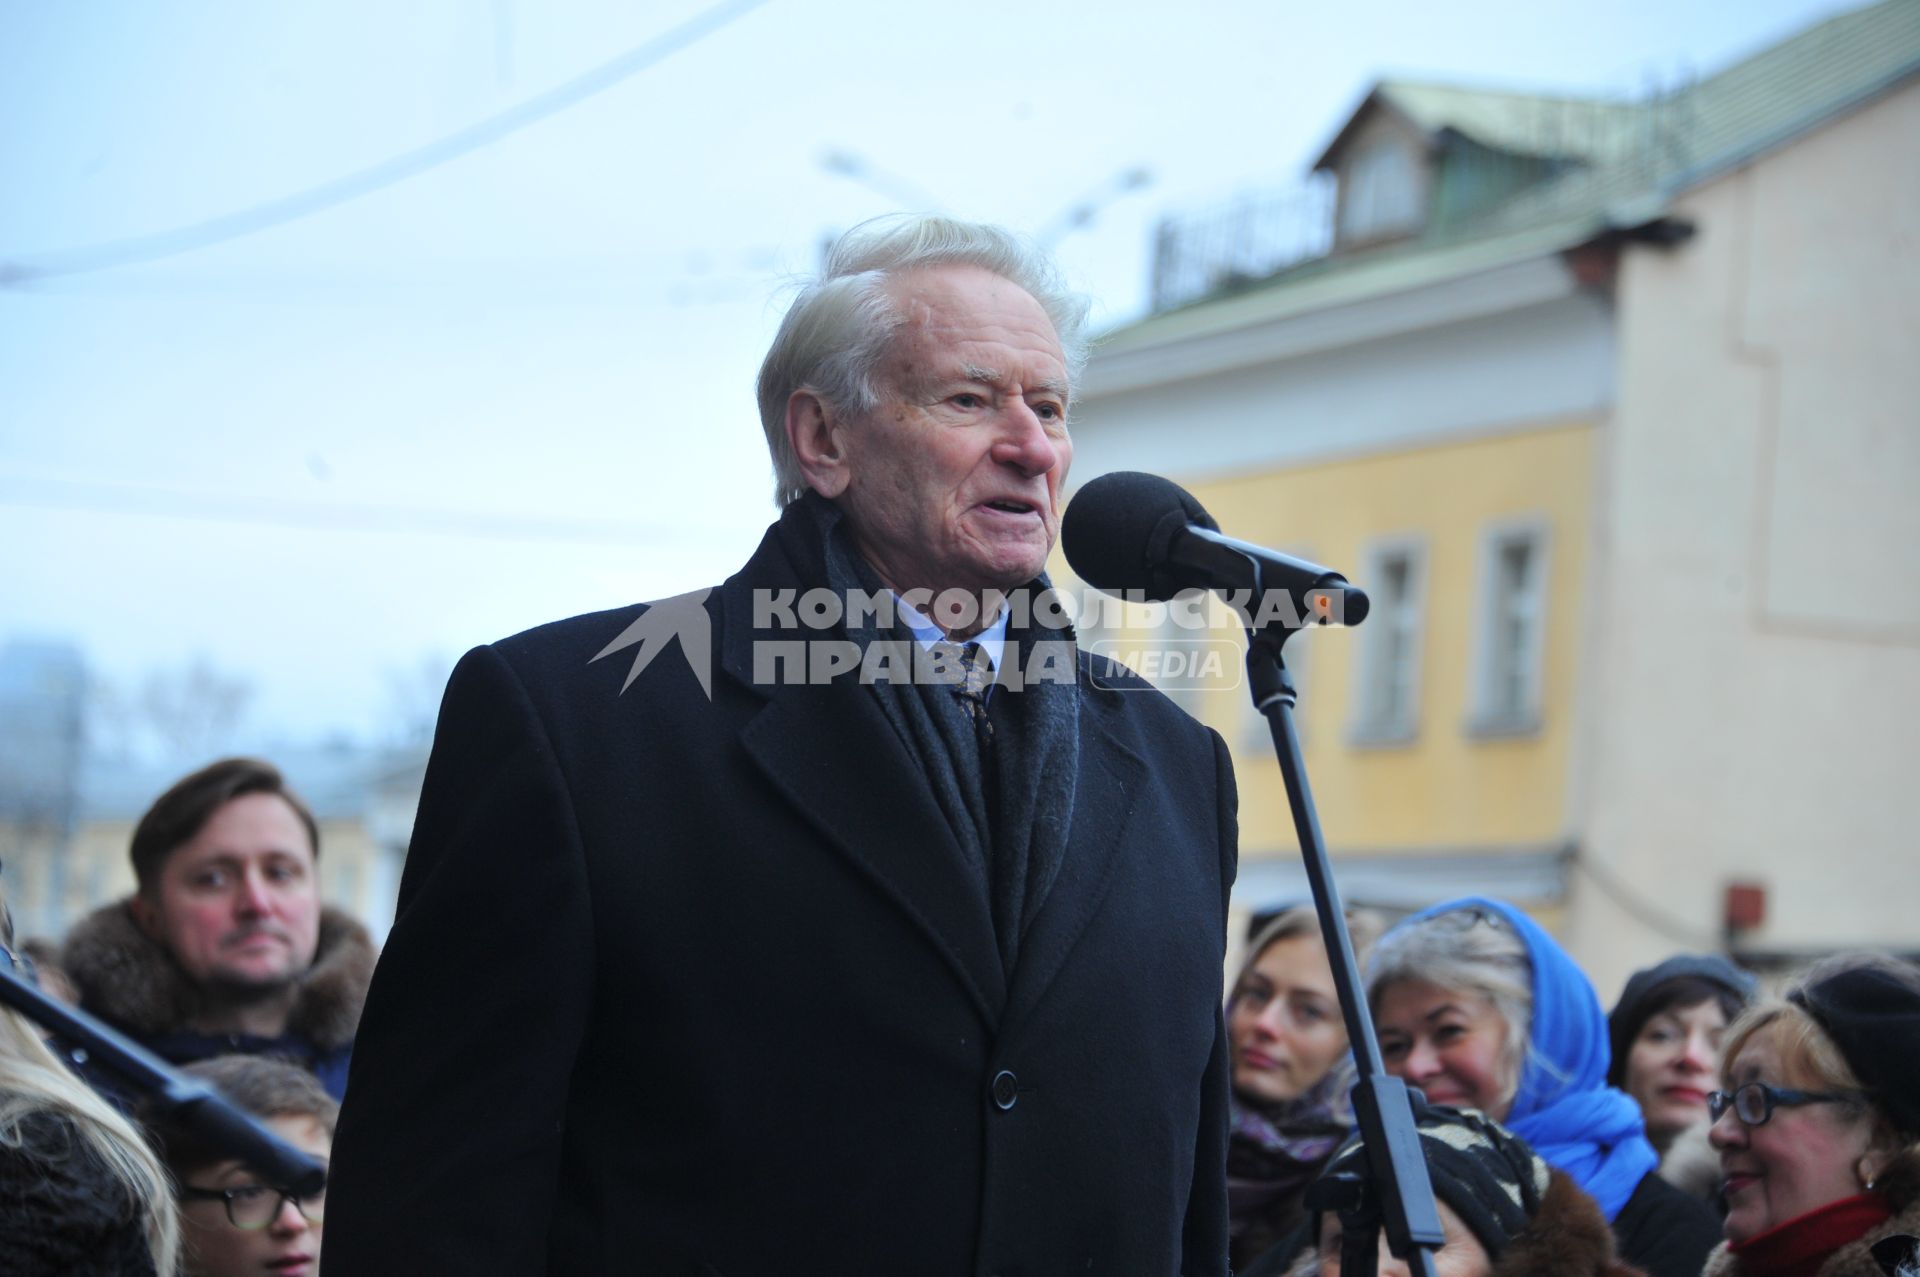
1062,471,1219,601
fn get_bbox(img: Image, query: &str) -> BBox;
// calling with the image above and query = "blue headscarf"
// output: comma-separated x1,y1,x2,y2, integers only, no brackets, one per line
1392,896,1657,1221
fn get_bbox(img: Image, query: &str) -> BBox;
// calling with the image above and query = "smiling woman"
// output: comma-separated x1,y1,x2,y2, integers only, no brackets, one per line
1364,898,1724,1277
1701,954,1920,1277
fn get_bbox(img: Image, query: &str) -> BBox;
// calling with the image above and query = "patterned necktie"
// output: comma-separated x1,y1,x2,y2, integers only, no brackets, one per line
935,640,995,744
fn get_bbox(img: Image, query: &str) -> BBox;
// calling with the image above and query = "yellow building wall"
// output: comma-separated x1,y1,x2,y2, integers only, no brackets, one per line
1066,420,1594,862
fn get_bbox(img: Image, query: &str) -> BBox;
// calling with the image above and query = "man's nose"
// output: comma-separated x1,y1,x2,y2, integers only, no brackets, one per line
235,870,274,915
992,402,1063,477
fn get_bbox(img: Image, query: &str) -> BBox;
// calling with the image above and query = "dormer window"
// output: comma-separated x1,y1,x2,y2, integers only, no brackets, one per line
1338,140,1422,243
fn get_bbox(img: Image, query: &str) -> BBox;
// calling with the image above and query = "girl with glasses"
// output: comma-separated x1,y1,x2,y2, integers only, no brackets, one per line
1703,953,1920,1276
146,1055,336,1277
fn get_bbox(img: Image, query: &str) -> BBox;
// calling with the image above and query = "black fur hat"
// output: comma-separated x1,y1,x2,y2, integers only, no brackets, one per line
1790,957,1920,1138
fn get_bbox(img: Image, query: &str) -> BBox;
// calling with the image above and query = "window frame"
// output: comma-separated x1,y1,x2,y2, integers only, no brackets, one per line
1347,534,1429,746
1465,516,1552,738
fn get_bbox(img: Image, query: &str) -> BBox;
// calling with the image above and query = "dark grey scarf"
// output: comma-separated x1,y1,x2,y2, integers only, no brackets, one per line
800,494,1080,974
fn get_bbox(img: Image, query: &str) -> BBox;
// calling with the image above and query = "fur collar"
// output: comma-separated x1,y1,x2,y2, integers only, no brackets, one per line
1701,1152,1920,1277
1660,1118,1724,1203
61,898,375,1050
1281,1169,1645,1275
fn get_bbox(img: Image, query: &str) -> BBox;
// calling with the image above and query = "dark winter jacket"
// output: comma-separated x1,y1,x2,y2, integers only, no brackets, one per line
1613,1168,1724,1277
60,899,374,1102
0,1110,158,1277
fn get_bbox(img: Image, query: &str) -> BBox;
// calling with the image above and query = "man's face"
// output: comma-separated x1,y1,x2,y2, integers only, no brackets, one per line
830,264,1073,603
135,792,322,996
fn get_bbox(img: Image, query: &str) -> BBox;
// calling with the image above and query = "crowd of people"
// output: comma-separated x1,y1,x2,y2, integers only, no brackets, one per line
1,758,340,1277
1222,900,1920,1276
0,217,1913,1275
0,755,1913,1275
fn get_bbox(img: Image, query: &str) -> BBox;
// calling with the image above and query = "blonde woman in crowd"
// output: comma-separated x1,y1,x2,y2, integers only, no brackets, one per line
0,880,181,1276
1225,906,1385,1270
1365,897,1721,1277
1703,954,1920,1276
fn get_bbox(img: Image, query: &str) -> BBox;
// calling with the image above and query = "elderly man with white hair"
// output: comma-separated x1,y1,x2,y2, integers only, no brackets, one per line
328,216,1240,1275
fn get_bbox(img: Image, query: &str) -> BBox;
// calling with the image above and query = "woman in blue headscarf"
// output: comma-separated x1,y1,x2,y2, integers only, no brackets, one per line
1364,897,1721,1277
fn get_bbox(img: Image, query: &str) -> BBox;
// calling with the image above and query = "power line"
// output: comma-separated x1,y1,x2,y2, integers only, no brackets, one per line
0,473,727,547
0,0,772,288
1566,845,1723,950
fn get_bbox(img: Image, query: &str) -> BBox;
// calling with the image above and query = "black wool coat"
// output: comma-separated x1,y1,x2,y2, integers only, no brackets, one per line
326,507,1240,1276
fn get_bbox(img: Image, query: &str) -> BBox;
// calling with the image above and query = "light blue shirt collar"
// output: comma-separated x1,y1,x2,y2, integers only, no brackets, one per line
895,594,1009,673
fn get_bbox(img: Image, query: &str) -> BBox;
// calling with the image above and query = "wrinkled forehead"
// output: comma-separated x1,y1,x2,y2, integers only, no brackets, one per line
883,266,1065,360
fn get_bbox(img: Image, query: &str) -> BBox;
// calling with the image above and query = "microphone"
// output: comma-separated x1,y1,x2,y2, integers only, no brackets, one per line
1061,471,1369,628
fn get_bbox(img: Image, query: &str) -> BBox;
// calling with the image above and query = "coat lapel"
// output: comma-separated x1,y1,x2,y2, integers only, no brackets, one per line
720,559,1008,1024
999,672,1146,1037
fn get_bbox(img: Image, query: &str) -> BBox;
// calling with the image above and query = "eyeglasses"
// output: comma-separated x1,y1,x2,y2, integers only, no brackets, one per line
1432,906,1506,933
1707,1081,1863,1127
180,1183,326,1229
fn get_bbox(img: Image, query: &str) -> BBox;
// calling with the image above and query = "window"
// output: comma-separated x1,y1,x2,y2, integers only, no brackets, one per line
1468,521,1550,735
1350,539,1427,744
1339,141,1422,243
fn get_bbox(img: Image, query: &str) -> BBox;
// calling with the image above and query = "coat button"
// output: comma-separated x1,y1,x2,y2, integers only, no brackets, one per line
990,1069,1019,1110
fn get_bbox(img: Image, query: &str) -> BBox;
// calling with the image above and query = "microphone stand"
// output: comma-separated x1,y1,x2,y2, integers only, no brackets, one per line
0,963,328,1197
1242,608,1444,1276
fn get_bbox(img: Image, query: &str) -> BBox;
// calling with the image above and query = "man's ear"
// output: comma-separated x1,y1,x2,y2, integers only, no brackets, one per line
128,891,162,940
786,390,852,500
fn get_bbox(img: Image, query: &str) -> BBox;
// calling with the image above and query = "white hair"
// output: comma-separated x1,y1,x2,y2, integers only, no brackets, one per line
755,214,1091,506
1366,909,1535,1113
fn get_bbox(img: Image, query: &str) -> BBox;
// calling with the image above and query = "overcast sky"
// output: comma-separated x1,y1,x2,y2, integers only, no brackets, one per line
0,0,1860,745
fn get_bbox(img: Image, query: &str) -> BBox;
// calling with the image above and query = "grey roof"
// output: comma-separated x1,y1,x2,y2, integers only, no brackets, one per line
1313,80,1643,170
1119,0,1920,340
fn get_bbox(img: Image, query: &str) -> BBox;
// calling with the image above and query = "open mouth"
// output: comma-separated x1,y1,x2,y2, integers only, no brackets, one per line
982,499,1038,516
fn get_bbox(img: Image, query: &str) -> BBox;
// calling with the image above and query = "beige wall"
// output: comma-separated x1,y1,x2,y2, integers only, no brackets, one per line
1571,80,1920,999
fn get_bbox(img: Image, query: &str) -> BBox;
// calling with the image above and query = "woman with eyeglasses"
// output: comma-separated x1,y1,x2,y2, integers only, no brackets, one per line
1225,906,1386,1271
146,1055,335,1277
1,885,180,1276
1365,897,1721,1277
1702,953,1920,1276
